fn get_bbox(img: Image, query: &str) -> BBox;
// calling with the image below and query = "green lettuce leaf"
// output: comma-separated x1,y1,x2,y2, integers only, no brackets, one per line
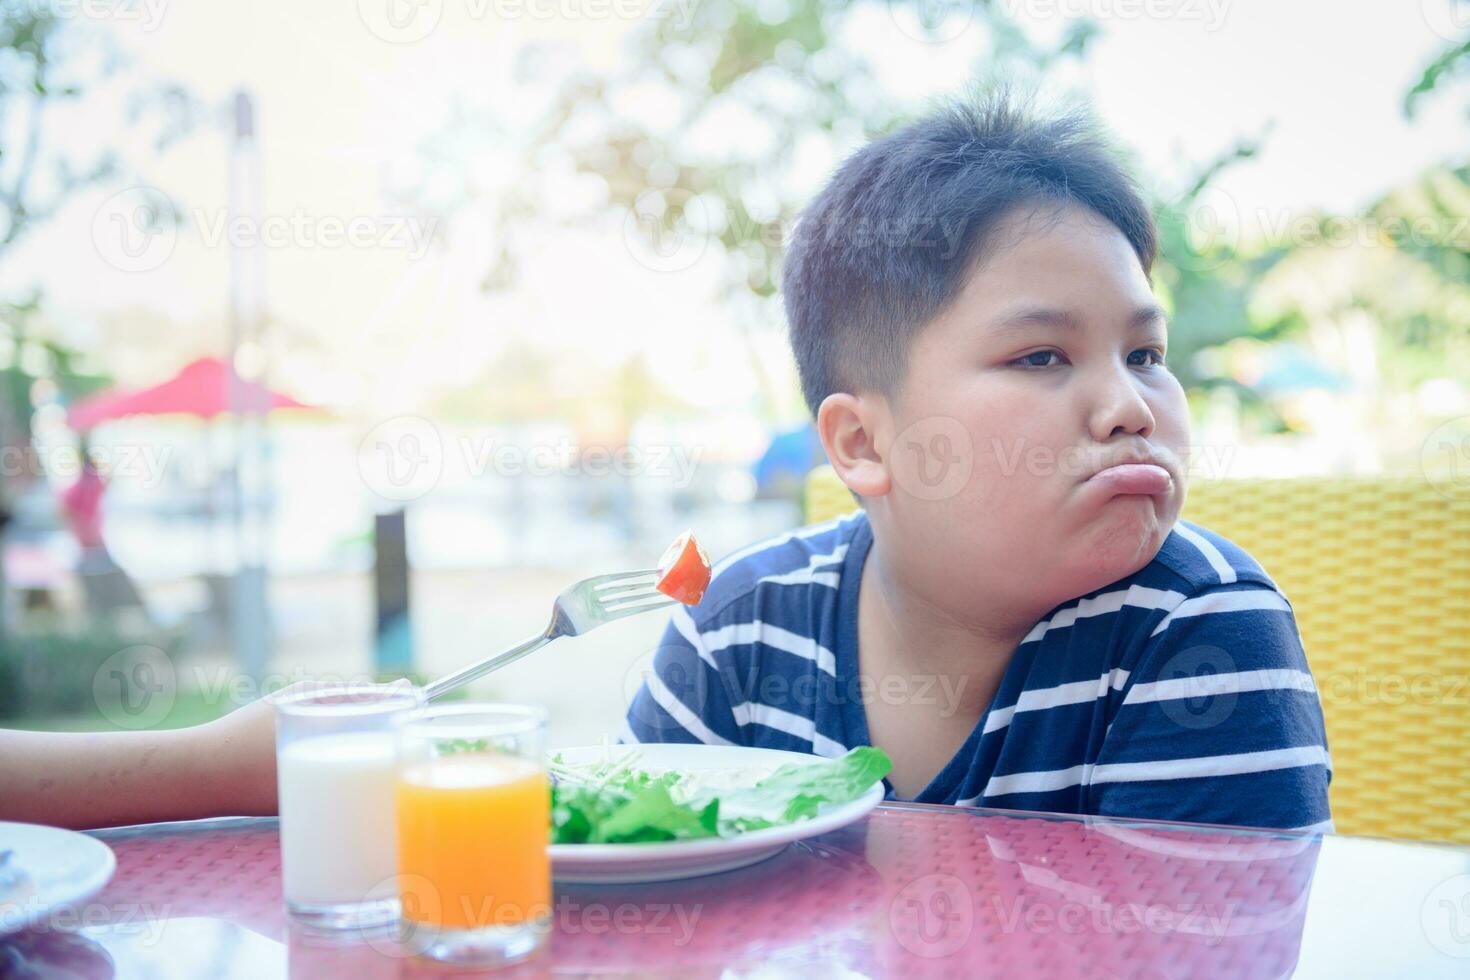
548,746,891,845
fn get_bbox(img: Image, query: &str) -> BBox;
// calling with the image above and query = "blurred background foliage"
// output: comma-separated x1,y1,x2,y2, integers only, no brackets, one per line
1,4,195,511
4,1,1465,456
386,0,1470,444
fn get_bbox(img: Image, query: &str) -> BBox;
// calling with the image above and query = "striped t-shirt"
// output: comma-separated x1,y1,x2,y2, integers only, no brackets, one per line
623,510,1333,833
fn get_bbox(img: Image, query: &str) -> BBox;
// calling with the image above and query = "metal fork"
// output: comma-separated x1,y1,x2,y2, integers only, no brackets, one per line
423,568,677,701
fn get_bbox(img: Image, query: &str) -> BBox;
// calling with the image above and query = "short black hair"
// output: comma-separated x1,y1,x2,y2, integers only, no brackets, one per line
782,88,1158,418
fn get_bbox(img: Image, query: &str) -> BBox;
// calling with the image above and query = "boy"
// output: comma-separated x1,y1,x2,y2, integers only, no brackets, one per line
624,92,1333,833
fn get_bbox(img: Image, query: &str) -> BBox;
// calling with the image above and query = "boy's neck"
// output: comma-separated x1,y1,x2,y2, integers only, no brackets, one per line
860,535,1048,715
858,537,1046,667
856,536,1053,798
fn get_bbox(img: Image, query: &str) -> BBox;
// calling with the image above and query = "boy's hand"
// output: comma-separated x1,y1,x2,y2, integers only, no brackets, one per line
199,692,284,817
1,690,288,830
202,679,413,818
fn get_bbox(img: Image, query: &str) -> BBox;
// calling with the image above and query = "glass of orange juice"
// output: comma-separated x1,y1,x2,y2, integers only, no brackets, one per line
393,703,552,967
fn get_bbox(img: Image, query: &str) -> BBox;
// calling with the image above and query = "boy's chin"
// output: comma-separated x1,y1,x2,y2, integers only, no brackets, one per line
1071,510,1171,585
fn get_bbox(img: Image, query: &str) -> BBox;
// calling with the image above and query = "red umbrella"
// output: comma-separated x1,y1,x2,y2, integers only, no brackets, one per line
68,357,312,431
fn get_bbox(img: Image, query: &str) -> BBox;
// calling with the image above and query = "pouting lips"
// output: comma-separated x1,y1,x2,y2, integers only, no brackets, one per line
1085,463,1172,496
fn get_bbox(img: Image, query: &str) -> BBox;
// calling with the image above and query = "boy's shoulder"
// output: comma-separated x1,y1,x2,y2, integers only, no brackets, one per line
682,513,1281,630
685,511,868,627
1138,518,1283,597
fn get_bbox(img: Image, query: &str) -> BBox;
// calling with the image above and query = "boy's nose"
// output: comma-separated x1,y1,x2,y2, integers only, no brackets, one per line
1087,369,1156,442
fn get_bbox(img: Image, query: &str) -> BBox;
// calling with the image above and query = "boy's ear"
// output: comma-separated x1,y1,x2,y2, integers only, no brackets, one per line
816,392,891,500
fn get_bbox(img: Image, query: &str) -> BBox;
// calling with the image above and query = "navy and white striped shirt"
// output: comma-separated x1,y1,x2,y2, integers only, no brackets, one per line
624,510,1333,833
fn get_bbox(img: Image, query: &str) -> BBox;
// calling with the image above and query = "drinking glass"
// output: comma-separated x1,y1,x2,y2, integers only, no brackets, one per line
274,681,422,930
394,702,552,967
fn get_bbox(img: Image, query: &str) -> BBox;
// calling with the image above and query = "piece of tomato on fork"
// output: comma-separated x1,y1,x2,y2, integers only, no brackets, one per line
654,530,712,606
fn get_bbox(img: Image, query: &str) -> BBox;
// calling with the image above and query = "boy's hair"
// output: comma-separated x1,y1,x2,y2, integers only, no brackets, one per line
782,89,1158,418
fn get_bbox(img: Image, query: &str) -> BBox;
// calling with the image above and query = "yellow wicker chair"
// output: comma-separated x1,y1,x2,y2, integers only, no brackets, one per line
803,465,1470,842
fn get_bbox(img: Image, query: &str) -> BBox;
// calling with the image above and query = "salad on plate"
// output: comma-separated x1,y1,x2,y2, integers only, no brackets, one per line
547,746,892,845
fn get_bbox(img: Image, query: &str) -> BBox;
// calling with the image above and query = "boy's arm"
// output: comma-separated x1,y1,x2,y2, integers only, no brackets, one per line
0,697,278,830
1086,583,1333,833
623,607,744,745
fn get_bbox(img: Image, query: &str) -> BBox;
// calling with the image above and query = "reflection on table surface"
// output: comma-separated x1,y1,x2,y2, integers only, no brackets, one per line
2,803,1468,978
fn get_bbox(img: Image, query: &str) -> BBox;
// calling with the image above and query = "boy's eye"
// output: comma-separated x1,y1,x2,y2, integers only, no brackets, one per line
1012,350,1063,368
1009,349,1167,369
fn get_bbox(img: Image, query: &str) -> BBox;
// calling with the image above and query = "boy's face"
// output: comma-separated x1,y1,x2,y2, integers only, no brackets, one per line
871,202,1190,620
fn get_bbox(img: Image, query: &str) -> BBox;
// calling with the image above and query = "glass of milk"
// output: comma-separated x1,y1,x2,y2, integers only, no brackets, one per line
273,680,423,931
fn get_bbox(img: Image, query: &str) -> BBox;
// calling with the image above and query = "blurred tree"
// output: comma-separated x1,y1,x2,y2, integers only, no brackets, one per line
1148,134,1293,398
419,1,1381,446
1,9,111,491
0,5,197,626
1404,0,1470,120
1393,8,1470,392
418,1,1103,422
1236,21,1470,402
436,342,691,436
1364,165,1470,380
0,11,111,252
1388,10,1470,328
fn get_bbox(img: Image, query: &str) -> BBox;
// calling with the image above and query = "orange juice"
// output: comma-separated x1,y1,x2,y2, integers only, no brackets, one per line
395,754,550,931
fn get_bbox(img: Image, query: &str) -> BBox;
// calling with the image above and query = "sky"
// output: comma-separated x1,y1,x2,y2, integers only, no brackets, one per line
2,0,1464,419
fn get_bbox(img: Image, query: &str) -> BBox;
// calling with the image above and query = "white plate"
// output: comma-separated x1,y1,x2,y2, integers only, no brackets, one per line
548,744,885,884
0,823,117,936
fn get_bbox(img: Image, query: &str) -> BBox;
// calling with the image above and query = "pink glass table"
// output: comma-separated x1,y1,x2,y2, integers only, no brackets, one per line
6,803,1470,977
